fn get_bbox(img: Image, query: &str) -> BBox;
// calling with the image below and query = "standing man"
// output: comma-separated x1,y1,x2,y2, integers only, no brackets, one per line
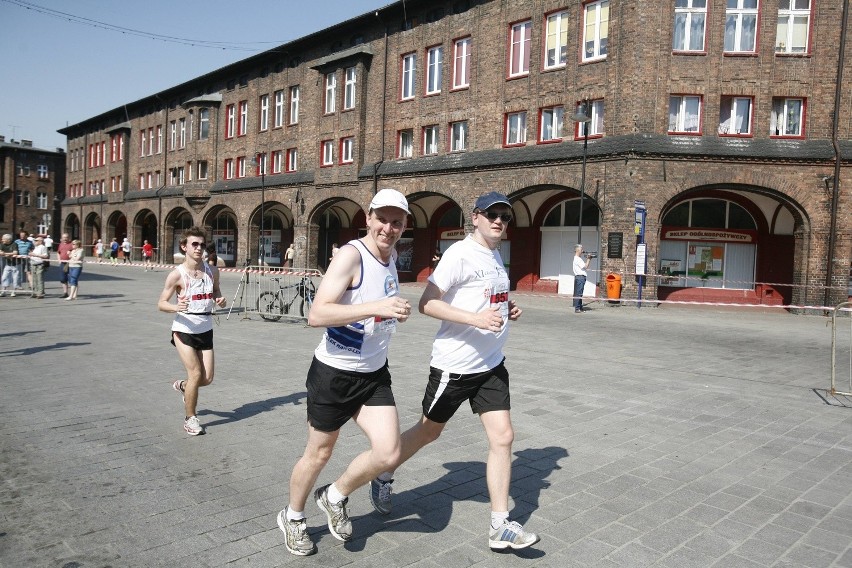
284,243,295,268
29,236,49,299
121,237,132,263
371,191,539,552
14,231,33,293
157,227,227,436
142,240,154,271
56,233,74,298
43,235,53,253
572,244,591,313
277,189,412,556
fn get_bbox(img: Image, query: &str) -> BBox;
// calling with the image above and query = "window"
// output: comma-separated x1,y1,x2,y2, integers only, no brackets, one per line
668,95,702,133
225,104,236,138
139,174,145,190
177,167,185,185
170,120,177,150
289,86,300,124
398,129,414,158
344,67,356,110
509,20,532,77
401,53,416,100
199,108,209,140
156,125,162,153
771,97,804,136
147,172,153,189
540,105,564,142
224,158,234,179
719,96,753,135
725,0,759,53
236,156,246,178
188,112,194,143
140,131,146,157
37,164,49,179
238,101,248,136
450,120,468,152
110,135,119,162
426,46,443,95
453,37,471,89
37,192,48,209
325,73,337,114
673,0,707,52
423,125,439,155
776,0,810,54
321,140,334,166
197,161,208,180
544,10,569,69
341,137,354,164
259,94,269,131
272,150,283,173
577,100,605,137
505,111,527,146
179,118,186,148
583,0,610,61
148,127,155,155
274,90,285,127
286,148,298,172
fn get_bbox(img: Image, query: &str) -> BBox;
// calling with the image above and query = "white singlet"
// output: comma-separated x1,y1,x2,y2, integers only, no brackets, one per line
171,264,215,334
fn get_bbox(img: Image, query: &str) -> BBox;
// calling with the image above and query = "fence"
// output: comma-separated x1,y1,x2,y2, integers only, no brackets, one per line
830,302,852,397
227,266,322,321
0,255,32,294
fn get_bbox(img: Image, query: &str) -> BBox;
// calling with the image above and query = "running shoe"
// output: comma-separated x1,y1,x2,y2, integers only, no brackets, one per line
183,415,205,436
314,484,352,541
277,507,317,556
172,379,185,403
369,477,393,515
489,519,540,551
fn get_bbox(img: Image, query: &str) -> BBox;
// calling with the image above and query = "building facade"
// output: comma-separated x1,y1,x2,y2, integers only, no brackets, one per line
0,136,65,239
58,0,851,307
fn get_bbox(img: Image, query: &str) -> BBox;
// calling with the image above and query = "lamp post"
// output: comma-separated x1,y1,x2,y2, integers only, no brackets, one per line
251,153,267,266
570,100,591,245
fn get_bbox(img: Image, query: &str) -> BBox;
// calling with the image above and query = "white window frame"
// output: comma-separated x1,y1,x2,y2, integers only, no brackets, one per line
401,53,416,100
236,156,246,178
226,104,235,138
197,160,208,180
505,111,528,145
673,0,707,52
225,159,234,180
178,166,185,185
509,20,532,77
450,121,468,152
724,0,759,53
544,10,569,69
776,0,810,54
344,67,356,110
274,90,285,127
199,109,209,140
156,125,162,153
719,96,753,136
140,131,146,157
583,0,610,62
426,46,443,95
37,164,49,179
540,105,564,142
321,140,334,166
453,37,471,89
341,137,354,164
169,121,177,150
179,118,186,148
259,94,269,131
577,100,605,137
37,191,48,209
423,125,439,155
398,129,414,158
668,95,702,133
325,73,337,114
139,174,146,190
272,150,283,173
148,127,155,155
238,101,248,136
286,148,298,172
289,86,300,124
770,97,804,137
147,172,153,188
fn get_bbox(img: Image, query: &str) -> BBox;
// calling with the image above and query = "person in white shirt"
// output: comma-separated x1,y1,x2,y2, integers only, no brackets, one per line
371,191,539,553
572,244,591,313
121,237,132,263
29,236,49,299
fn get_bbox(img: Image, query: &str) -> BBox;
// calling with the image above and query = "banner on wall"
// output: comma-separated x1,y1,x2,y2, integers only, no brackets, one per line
213,230,236,262
261,230,282,265
664,228,754,242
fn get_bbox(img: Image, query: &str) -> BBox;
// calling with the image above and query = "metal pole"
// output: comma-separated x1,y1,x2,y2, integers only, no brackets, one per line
578,130,588,245
260,155,265,267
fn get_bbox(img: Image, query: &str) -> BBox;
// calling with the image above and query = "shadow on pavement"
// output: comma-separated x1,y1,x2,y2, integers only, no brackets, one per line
0,330,45,339
0,341,91,357
198,391,307,427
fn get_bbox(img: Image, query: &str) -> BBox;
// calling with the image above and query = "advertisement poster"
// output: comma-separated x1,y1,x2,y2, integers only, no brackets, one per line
395,238,414,272
687,244,724,277
213,230,236,263
261,229,282,265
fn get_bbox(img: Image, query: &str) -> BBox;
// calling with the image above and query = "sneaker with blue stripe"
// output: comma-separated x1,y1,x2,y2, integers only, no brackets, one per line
489,519,539,550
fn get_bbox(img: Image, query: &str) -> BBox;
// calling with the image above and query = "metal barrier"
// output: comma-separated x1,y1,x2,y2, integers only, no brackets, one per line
227,266,321,321
830,301,852,397
1,255,32,295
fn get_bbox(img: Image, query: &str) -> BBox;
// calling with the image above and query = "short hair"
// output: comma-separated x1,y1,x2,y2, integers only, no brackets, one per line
179,226,206,247
2,234,11,241
574,244,583,253
72,239,82,246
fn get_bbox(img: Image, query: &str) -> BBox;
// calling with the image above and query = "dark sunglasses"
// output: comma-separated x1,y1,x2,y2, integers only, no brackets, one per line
188,241,206,248
477,210,512,223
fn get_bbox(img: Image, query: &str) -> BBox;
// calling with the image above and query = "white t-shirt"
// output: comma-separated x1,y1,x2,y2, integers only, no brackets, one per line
573,255,587,277
122,240,132,253
428,235,510,374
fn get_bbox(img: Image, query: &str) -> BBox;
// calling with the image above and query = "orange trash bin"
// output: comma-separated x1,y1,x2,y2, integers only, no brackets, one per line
605,273,622,300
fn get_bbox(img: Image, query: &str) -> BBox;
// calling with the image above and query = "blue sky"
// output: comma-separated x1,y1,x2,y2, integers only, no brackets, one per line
0,0,383,151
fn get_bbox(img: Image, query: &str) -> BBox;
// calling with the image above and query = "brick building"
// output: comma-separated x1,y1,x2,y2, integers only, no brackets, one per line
58,0,851,307
0,136,65,239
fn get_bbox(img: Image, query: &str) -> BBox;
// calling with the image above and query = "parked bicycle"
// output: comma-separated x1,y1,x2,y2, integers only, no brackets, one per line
257,275,317,321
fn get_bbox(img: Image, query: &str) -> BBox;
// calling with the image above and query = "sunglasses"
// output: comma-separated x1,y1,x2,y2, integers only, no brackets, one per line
477,210,513,223
188,242,206,248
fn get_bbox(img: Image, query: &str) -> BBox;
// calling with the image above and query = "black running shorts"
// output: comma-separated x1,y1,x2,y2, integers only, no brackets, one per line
306,356,395,432
171,329,214,351
421,360,510,423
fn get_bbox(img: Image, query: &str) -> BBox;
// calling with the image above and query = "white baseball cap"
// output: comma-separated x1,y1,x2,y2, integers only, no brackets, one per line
369,188,410,214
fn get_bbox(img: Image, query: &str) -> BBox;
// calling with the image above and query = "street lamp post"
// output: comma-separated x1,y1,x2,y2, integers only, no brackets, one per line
570,100,591,245
251,154,267,266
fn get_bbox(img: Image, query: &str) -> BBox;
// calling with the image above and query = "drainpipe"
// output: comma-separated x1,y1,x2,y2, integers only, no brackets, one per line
373,14,389,196
824,0,849,310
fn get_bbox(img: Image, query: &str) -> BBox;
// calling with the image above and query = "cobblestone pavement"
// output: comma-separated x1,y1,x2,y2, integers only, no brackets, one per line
1,262,851,567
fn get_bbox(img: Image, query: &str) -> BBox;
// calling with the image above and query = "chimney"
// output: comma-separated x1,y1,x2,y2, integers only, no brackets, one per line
22,139,33,147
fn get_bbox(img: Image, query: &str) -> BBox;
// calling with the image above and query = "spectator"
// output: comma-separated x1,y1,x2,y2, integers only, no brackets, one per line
110,238,119,264
1,234,18,297
121,237,132,263
56,233,74,298
14,231,33,292
66,239,85,300
95,239,104,264
205,243,218,268
43,235,53,252
29,236,49,299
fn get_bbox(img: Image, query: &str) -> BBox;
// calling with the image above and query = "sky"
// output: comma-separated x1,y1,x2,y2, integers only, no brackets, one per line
0,0,384,151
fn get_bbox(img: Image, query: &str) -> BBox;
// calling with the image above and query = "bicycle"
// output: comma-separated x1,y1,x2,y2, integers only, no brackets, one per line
257,275,317,321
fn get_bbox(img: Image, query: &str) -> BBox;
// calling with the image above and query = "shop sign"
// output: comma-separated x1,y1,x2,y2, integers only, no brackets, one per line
439,229,467,239
663,229,753,242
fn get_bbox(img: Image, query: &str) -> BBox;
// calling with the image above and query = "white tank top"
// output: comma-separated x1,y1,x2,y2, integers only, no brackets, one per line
314,239,400,373
171,264,215,334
